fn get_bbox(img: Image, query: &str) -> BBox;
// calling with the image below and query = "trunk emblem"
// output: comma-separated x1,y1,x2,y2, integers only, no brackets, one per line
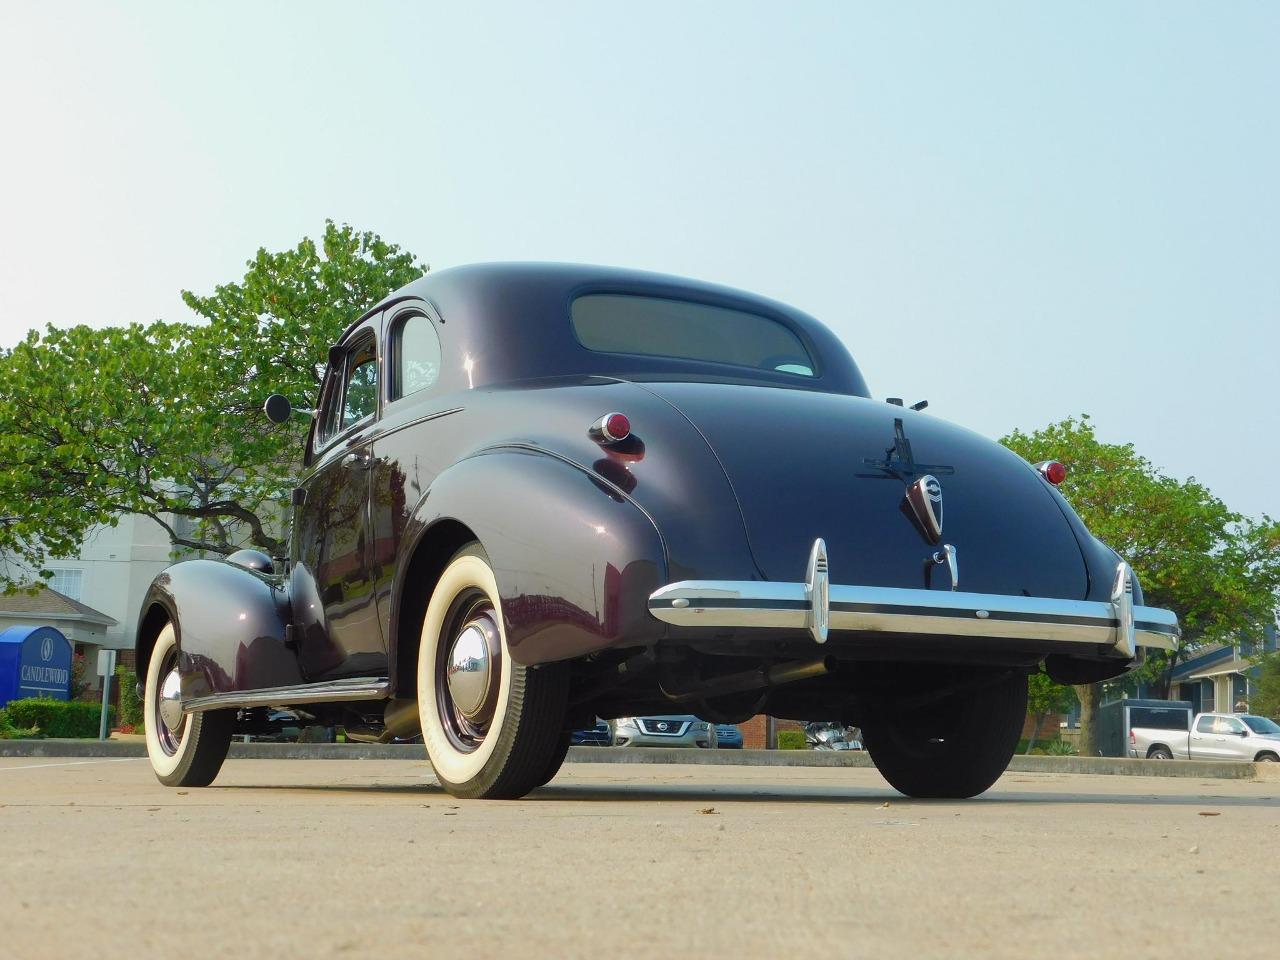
907,474,945,542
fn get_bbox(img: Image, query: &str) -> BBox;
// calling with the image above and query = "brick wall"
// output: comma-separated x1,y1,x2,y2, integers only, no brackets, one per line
740,715,803,749
1021,712,1065,740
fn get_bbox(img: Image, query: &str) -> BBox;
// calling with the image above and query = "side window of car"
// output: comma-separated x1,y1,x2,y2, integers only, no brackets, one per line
316,334,378,447
1208,716,1240,734
316,369,345,446
1195,715,1215,733
341,337,378,429
391,313,441,400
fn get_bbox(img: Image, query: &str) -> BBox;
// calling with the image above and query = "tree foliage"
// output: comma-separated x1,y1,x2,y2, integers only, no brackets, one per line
1024,666,1077,753
1252,652,1280,720
0,222,426,585
1002,415,1280,752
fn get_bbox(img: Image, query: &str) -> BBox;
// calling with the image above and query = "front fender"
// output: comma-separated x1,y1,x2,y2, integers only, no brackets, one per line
135,559,300,701
396,448,668,666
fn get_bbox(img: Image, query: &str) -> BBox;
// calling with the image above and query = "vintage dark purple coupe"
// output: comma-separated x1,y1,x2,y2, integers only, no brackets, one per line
136,263,1178,798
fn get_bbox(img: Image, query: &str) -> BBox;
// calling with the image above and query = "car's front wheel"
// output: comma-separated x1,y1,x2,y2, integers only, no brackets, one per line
143,622,234,787
860,669,1027,799
417,543,569,799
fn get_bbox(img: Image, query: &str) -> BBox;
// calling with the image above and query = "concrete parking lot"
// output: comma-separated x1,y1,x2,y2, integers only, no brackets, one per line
1,758,1277,959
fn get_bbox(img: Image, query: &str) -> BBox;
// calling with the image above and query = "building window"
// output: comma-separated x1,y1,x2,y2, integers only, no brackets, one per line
47,568,83,600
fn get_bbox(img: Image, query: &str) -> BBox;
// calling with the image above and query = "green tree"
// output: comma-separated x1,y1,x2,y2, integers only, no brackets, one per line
1252,652,1280,719
1002,415,1280,755
1024,666,1077,753
0,222,425,586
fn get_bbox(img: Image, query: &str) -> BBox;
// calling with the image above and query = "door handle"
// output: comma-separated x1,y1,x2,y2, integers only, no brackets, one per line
344,450,372,469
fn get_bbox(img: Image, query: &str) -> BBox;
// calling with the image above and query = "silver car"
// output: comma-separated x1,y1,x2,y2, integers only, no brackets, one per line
1188,713,1280,762
612,715,714,748
1131,711,1280,762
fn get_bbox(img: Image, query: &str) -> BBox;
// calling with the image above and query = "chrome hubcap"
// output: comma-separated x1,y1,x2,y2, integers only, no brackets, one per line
447,622,495,720
153,653,187,756
438,598,502,751
158,669,184,731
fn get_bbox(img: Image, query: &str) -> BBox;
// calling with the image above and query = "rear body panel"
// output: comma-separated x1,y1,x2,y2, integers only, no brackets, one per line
641,382,1088,599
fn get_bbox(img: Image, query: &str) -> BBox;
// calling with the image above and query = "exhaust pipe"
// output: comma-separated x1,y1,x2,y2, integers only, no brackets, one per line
382,698,421,740
661,656,836,704
343,699,422,744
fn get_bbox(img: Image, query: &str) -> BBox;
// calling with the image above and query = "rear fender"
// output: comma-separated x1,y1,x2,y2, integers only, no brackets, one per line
134,559,300,701
1040,481,1147,681
392,449,668,673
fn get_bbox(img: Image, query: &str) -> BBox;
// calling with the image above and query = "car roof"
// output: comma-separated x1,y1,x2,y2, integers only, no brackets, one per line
346,262,872,397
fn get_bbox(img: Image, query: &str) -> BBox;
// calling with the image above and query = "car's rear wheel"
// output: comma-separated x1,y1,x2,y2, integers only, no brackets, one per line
417,543,569,799
1148,746,1174,760
143,623,234,787
536,731,573,788
860,669,1027,799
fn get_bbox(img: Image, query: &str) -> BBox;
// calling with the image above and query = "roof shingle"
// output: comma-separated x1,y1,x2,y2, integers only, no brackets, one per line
0,584,117,626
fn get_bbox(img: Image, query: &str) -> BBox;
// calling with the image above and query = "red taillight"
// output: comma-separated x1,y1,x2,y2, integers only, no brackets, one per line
1036,460,1068,485
592,412,631,443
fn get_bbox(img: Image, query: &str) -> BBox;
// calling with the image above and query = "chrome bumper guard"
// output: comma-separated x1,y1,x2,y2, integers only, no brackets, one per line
648,539,1179,656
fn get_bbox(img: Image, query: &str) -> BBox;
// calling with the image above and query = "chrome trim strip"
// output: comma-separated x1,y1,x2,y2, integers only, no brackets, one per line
648,579,1180,652
183,677,391,714
379,406,465,441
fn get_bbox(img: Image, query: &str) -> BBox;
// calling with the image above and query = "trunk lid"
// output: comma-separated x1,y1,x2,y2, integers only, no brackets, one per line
643,382,1088,600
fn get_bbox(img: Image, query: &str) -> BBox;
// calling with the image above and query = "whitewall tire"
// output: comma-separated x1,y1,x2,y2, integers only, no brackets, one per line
417,544,569,799
144,623,234,787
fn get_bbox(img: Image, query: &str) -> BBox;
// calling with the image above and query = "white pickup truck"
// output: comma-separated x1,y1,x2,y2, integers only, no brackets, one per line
1131,711,1280,762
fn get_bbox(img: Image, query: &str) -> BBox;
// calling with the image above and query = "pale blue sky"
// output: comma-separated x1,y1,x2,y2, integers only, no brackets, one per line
2,2,1276,519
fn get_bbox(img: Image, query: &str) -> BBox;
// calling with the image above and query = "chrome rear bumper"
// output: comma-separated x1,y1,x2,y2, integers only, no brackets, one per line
647,540,1179,657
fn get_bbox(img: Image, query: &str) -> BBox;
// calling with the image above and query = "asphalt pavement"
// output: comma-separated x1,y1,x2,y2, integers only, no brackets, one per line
1,757,1277,959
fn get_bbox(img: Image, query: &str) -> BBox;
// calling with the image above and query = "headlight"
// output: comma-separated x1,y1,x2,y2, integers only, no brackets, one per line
692,721,709,731
614,717,638,730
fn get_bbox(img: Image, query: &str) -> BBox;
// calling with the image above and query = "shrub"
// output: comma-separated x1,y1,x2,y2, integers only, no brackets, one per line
0,707,39,739
1045,739,1078,756
776,729,807,750
4,698,113,738
116,666,144,728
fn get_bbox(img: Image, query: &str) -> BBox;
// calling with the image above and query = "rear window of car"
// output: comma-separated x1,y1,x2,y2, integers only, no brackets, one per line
571,294,816,377
1129,707,1189,731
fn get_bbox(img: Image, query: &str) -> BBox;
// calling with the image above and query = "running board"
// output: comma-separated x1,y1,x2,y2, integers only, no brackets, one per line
183,677,391,714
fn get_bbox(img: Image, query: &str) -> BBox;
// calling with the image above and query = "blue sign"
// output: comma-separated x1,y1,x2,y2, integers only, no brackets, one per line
0,624,73,706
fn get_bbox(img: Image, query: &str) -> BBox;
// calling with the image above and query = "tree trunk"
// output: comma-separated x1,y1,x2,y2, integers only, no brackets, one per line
1074,682,1102,756
1151,672,1171,700
1025,711,1046,754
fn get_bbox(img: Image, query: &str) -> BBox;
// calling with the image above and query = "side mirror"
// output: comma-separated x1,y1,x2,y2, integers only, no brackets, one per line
1240,729,1250,737
263,394,293,425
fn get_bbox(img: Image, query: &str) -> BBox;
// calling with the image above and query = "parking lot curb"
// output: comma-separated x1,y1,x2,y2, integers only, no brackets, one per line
0,739,1271,779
